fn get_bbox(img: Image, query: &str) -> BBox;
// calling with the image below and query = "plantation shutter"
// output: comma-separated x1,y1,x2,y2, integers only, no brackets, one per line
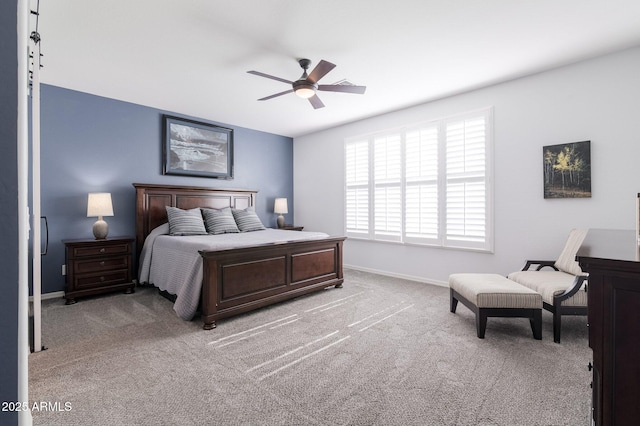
373,134,402,240
345,140,369,236
404,125,439,242
445,115,487,248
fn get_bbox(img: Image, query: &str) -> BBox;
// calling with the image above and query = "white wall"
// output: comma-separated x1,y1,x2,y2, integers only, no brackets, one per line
293,47,640,286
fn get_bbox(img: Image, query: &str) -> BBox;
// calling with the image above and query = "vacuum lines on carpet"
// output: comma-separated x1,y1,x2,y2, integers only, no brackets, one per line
206,290,415,381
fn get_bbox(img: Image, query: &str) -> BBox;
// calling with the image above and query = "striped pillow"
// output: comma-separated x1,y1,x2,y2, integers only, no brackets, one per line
201,207,239,235
231,207,266,232
165,206,207,236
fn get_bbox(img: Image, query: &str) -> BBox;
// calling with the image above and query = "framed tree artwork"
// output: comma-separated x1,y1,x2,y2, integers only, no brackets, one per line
163,115,234,179
543,141,591,198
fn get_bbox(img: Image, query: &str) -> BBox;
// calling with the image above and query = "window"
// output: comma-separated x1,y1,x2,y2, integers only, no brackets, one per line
344,108,492,251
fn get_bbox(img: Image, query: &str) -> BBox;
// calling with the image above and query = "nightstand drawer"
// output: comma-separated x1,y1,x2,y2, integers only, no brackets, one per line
73,255,130,274
71,243,131,258
73,270,131,290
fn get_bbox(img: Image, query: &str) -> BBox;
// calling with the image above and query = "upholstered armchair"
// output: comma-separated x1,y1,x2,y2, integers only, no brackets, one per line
507,229,588,343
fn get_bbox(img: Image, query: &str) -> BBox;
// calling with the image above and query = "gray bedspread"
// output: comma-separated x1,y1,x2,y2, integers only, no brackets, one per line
138,225,329,320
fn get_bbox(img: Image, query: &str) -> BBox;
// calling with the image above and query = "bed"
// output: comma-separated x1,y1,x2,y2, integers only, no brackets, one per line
134,183,345,329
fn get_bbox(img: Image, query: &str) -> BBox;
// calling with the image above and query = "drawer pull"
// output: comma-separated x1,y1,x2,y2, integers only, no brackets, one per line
99,248,106,253
100,261,105,266
100,276,105,282
588,362,593,371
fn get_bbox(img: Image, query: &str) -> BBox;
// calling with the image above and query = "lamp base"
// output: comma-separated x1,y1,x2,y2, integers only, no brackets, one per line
277,215,285,229
93,219,109,239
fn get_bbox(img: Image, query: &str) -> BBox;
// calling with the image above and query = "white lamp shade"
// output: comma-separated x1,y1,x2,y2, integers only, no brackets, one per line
87,193,114,217
274,198,288,214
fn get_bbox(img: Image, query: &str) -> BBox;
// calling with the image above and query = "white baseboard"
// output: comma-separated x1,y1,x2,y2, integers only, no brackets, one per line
344,264,448,288
29,291,64,302
29,280,139,303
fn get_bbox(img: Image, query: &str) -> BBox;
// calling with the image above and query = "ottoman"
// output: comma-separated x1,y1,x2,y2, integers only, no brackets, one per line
449,273,543,339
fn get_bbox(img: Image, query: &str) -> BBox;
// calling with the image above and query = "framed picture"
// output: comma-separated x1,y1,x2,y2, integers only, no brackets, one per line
543,140,591,198
637,193,640,245
163,115,233,179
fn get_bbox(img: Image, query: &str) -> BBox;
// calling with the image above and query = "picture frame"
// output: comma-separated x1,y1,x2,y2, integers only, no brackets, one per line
163,115,234,179
543,140,591,199
636,193,639,245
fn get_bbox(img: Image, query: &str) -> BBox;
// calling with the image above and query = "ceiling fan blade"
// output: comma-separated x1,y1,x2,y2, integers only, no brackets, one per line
247,70,293,85
306,60,336,84
318,84,367,94
258,89,294,101
308,94,325,109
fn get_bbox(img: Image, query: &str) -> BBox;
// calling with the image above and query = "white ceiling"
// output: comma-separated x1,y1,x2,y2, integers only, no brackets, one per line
38,0,640,138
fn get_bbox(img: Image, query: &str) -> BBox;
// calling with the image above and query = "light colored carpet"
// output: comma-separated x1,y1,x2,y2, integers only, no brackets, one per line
29,269,591,425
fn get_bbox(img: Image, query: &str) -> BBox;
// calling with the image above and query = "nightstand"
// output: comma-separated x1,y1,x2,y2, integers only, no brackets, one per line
62,236,135,304
279,225,304,231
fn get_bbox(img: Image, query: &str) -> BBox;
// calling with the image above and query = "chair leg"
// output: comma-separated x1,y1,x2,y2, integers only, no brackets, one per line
450,289,458,313
476,310,487,338
553,310,561,343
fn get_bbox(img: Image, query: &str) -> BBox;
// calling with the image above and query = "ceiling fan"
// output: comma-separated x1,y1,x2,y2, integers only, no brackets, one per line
247,59,366,109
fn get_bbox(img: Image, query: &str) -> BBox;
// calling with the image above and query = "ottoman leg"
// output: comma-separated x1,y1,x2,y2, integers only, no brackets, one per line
476,309,487,338
530,309,542,340
450,289,459,313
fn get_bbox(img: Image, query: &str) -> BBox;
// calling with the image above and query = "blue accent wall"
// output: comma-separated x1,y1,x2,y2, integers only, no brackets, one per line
40,84,294,294
1,0,19,423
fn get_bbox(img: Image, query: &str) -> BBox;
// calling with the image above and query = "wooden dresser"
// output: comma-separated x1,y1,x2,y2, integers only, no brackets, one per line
63,236,135,304
576,229,640,426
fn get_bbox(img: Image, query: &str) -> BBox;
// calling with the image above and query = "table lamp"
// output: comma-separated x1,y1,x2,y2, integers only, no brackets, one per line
274,198,288,228
87,192,114,239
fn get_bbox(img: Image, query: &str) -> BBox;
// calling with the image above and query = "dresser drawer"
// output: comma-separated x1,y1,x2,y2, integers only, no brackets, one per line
73,256,130,274
71,243,131,258
73,269,131,290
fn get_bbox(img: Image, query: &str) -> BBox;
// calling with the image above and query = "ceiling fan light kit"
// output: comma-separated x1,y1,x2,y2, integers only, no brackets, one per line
248,58,366,109
293,82,317,99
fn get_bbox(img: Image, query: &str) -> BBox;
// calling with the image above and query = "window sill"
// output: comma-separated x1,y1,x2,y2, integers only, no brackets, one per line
345,235,494,254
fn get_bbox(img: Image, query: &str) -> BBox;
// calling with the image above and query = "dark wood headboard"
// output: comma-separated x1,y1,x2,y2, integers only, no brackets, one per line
133,183,257,261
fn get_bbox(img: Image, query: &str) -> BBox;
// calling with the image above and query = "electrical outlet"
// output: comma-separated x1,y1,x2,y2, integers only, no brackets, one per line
61,264,66,276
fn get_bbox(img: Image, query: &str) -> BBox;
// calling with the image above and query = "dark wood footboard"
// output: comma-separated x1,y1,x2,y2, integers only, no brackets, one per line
199,236,345,329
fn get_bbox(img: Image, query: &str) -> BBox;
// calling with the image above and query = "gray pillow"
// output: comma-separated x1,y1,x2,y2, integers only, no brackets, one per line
165,206,207,236
201,207,240,235
231,207,266,232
